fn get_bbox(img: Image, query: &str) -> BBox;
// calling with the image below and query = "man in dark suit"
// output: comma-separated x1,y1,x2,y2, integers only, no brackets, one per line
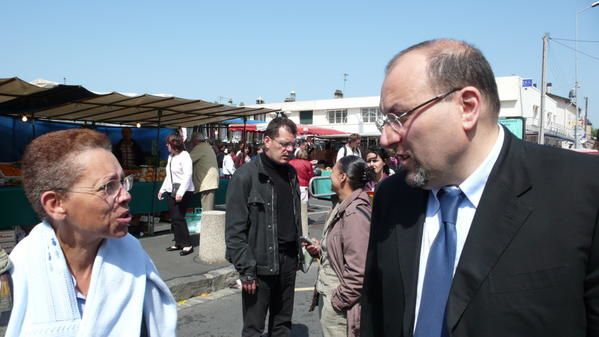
361,38,599,337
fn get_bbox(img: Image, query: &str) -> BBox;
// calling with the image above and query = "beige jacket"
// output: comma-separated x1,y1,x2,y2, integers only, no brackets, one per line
189,142,219,192
323,189,372,337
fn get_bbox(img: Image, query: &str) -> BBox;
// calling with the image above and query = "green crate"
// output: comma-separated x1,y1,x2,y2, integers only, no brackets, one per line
185,208,202,234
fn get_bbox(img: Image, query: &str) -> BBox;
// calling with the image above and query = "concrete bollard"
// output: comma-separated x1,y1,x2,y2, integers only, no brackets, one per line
199,210,227,264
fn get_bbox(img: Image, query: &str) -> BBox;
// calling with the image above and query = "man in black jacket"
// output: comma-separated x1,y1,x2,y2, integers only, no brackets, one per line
225,116,303,337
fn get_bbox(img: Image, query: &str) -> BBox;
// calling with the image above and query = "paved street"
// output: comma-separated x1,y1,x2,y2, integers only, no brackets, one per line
177,263,322,337
176,198,330,337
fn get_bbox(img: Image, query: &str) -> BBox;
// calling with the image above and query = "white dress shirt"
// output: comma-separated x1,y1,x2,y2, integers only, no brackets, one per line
414,126,505,327
159,151,194,198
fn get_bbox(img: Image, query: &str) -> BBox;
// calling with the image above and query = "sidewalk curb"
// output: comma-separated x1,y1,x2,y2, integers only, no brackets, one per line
166,265,239,302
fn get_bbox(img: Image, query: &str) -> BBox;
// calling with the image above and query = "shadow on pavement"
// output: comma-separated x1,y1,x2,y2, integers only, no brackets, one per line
291,323,311,337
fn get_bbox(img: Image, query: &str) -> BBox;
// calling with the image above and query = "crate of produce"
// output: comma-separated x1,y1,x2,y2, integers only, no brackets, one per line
0,163,23,186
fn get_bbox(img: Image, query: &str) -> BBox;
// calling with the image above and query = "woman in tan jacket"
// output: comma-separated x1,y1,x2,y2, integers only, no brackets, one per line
305,155,374,337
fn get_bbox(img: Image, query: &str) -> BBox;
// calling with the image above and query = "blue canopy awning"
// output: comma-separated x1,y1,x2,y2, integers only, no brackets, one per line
220,117,266,125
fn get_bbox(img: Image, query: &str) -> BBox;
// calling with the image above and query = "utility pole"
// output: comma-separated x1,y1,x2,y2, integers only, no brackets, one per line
584,96,589,137
574,1,599,148
539,33,549,145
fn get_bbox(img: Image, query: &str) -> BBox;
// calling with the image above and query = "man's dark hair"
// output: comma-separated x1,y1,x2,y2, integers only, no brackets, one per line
264,115,297,139
348,133,361,143
386,39,501,115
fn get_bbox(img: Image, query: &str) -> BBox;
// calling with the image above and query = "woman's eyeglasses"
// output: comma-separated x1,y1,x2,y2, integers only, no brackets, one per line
58,175,134,199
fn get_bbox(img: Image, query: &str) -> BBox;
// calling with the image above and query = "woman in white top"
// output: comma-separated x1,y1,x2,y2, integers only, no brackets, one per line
158,133,195,256
222,145,236,178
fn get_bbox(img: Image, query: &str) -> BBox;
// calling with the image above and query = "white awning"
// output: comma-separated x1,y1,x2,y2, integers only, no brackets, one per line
0,77,278,128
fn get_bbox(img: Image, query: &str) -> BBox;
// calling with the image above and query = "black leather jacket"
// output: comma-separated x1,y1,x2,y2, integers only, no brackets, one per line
225,155,303,278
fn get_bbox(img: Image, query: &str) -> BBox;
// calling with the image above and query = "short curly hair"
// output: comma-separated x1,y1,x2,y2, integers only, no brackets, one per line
22,128,112,219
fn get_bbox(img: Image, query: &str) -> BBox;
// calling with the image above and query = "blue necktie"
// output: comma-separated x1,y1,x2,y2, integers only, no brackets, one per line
414,186,464,337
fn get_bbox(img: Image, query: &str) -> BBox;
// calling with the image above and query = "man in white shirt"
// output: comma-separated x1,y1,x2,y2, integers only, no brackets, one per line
361,38,599,337
335,133,361,162
222,146,236,178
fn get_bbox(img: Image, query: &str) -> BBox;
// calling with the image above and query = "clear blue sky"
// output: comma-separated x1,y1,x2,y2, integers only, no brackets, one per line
2,0,599,126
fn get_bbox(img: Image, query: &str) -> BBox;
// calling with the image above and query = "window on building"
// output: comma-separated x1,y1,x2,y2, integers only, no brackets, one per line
327,110,347,124
254,113,266,122
300,110,313,124
361,107,381,123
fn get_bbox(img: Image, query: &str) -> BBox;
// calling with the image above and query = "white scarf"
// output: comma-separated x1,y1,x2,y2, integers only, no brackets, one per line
6,221,177,337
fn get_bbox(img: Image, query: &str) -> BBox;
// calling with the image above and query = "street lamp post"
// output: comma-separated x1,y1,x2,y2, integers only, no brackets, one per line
574,1,599,148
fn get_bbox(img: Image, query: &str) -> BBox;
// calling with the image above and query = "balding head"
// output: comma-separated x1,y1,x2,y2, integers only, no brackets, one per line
386,39,500,117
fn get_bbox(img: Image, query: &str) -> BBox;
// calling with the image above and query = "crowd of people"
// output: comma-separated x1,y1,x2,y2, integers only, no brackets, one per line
1,37,598,337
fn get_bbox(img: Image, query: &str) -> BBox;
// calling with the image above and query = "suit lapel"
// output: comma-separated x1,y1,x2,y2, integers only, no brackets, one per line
395,189,428,337
446,130,533,331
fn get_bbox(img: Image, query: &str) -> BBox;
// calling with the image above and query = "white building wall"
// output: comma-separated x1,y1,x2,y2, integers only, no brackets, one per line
249,76,577,145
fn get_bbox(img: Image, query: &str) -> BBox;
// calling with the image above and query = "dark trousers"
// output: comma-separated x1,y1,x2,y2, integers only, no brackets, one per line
165,191,193,247
241,252,298,337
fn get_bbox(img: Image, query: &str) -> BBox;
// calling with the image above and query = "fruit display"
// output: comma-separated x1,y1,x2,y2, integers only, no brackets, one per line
0,164,22,177
138,166,167,182
0,163,23,186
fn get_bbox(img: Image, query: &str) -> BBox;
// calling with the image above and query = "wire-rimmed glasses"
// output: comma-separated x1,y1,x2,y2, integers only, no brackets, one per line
375,88,461,133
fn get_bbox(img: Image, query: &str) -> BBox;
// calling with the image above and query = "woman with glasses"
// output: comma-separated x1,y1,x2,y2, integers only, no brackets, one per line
364,147,391,192
304,155,374,337
6,129,176,337
159,133,195,256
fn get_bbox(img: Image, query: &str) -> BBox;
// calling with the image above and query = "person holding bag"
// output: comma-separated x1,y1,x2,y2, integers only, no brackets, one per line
159,133,195,256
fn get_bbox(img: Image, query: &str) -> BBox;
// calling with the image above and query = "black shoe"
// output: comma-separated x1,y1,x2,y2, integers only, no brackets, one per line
166,245,182,252
180,247,194,256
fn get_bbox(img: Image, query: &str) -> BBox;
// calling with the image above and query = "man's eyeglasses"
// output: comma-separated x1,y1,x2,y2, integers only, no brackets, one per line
272,138,296,150
375,88,461,133
59,175,134,199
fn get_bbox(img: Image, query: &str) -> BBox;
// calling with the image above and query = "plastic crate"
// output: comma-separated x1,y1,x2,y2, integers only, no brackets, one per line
185,208,202,234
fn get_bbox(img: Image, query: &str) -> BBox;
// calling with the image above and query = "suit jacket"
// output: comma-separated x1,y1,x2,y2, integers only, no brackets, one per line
361,129,599,337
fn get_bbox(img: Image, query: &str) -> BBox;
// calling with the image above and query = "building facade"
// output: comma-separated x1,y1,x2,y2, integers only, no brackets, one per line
249,76,581,148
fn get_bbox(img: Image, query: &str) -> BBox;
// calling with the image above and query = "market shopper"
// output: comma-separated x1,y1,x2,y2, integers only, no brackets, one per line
364,147,390,192
7,128,176,337
225,116,304,337
112,127,144,169
189,133,219,211
159,132,195,256
304,155,373,337
222,145,236,178
289,148,314,202
335,133,362,162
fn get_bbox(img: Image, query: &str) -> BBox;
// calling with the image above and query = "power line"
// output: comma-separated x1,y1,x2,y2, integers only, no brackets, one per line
551,37,599,43
550,39,599,62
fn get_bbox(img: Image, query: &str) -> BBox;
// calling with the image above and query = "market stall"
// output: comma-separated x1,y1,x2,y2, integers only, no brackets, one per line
0,77,277,232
